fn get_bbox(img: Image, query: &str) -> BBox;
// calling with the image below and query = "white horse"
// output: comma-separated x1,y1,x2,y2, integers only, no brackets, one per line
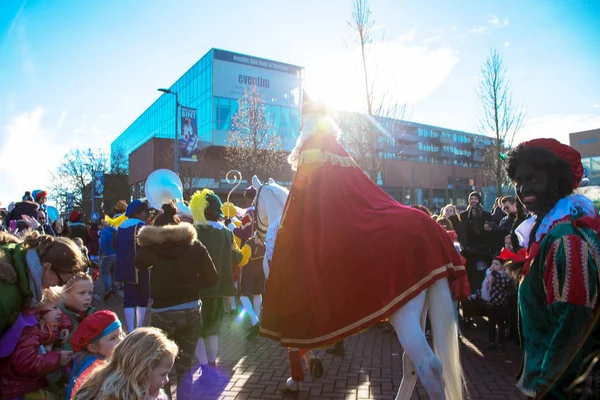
253,176,464,400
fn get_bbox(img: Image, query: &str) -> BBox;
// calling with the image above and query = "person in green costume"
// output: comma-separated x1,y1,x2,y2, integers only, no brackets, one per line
189,188,243,368
506,138,600,399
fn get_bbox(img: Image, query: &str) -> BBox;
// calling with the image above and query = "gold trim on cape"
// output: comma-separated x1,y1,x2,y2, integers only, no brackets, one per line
297,149,356,168
260,263,466,345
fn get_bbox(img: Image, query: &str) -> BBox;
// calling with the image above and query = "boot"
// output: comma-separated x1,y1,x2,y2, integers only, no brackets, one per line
326,340,345,357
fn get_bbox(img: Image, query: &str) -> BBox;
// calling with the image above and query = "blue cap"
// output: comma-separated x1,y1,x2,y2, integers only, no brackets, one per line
125,200,148,217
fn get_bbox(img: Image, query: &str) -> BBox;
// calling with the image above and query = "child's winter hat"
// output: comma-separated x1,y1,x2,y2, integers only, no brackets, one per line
70,310,121,352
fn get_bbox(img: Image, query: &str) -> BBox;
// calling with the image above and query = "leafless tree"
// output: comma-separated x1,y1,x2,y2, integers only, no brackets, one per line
345,0,406,181
225,84,287,180
50,148,129,216
478,48,525,196
50,149,109,213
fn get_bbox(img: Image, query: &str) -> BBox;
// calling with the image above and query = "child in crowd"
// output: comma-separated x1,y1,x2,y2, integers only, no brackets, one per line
60,273,96,351
469,257,512,353
66,310,124,399
73,327,178,400
0,287,73,399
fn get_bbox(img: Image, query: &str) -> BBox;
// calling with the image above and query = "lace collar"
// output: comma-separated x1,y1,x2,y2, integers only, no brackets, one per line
515,194,596,248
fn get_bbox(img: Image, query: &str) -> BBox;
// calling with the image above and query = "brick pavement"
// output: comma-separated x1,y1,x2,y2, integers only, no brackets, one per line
100,293,525,399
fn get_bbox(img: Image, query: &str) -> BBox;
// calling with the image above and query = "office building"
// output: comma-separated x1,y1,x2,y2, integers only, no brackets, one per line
570,128,600,185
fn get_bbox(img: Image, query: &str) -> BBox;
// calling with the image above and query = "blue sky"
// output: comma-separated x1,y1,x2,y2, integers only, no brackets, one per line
1,0,599,205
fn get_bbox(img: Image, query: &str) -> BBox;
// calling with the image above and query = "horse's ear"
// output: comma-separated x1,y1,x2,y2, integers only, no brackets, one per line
252,175,262,189
268,178,275,185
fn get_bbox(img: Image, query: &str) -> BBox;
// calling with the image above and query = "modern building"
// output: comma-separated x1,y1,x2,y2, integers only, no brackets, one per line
111,48,303,200
111,48,490,210
570,128,600,185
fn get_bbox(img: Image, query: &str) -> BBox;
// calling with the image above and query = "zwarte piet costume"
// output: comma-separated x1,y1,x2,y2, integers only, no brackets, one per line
510,138,600,399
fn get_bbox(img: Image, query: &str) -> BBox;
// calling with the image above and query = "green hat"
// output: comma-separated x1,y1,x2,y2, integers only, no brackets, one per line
190,189,224,223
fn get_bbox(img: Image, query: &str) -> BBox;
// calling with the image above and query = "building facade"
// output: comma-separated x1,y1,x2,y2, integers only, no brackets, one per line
570,128,600,185
335,113,490,210
112,48,490,210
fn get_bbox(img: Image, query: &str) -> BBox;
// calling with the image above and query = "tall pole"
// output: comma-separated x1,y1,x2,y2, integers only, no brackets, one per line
174,92,180,174
91,169,95,217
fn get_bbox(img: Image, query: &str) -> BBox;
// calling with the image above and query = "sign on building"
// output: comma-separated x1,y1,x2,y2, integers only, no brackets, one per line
180,106,199,162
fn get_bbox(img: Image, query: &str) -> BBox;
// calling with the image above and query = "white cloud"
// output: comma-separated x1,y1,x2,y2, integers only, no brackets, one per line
468,25,488,35
305,35,460,112
515,113,600,145
489,16,500,25
0,108,69,205
503,19,509,27
0,108,109,206
423,34,441,44
504,41,510,47
397,29,417,43
593,102,600,109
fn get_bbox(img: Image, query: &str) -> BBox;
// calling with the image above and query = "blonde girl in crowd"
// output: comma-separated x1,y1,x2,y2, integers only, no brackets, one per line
73,327,178,400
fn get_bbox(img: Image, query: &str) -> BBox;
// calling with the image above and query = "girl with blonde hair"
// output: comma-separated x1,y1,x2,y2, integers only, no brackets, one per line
74,327,178,400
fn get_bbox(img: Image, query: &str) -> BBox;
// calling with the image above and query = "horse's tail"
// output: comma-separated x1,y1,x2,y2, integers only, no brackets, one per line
426,277,465,400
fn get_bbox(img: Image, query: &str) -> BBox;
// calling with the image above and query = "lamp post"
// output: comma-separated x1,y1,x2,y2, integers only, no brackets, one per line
158,88,180,174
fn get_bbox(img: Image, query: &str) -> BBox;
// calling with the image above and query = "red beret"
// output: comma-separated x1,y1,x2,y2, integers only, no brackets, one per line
69,211,81,223
521,138,584,190
69,310,121,352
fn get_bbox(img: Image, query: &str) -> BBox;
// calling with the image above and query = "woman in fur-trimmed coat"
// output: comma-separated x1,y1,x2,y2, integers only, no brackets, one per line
134,203,218,392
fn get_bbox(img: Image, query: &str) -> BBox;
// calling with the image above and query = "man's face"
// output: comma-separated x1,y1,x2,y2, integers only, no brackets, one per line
502,201,517,215
38,212,46,223
469,195,480,208
514,163,550,215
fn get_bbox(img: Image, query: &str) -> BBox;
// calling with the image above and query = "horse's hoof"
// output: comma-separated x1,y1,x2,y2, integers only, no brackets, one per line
309,357,324,379
283,377,301,392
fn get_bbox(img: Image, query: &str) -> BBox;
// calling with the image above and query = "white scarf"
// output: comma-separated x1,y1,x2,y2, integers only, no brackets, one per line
481,268,494,302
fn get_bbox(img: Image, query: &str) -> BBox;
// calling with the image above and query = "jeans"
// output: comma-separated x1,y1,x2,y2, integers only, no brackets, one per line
100,255,116,292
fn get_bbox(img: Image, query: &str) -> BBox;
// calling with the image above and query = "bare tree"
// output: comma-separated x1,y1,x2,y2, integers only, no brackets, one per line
50,149,110,213
225,84,287,179
50,148,129,216
345,0,406,181
478,48,525,196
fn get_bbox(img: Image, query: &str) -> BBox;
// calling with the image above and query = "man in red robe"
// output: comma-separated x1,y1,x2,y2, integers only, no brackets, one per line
259,95,466,350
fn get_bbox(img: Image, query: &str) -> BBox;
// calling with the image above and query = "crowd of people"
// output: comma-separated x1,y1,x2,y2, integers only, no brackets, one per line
0,132,598,399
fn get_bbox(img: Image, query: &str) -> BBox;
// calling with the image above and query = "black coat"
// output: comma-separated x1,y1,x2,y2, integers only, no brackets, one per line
459,207,493,251
134,223,218,309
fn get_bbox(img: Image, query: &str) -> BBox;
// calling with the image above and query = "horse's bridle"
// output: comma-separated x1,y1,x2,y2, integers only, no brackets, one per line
252,183,270,243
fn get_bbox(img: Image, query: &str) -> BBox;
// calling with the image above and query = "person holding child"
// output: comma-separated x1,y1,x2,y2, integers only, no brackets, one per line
66,310,123,399
73,327,178,400
0,286,73,399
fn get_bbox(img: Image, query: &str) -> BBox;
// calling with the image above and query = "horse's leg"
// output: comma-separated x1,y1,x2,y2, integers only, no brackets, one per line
395,298,429,399
389,289,445,400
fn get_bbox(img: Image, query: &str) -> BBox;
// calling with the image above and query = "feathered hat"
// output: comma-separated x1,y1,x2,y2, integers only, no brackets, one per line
190,188,224,224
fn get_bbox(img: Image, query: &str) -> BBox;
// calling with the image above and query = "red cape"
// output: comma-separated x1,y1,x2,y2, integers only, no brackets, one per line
259,133,466,348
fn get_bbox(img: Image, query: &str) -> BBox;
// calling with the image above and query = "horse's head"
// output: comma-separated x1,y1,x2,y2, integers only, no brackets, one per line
252,175,289,237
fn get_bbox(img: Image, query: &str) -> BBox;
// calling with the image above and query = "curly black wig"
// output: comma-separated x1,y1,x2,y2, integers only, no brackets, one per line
506,145,574,207
504,144,574,278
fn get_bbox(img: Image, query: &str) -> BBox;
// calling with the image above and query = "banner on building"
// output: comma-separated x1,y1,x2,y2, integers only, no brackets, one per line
93,170,104,198
180,106,199,162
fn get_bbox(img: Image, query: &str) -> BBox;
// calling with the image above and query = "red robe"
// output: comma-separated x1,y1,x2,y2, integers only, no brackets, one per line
259,133,466,348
